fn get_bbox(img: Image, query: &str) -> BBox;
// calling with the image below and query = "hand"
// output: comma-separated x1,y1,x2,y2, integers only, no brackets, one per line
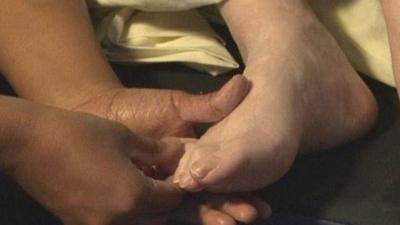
68,75,249,138
12,108,183,225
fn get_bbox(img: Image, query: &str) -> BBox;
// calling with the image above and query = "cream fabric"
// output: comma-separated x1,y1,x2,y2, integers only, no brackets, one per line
87,0,222,11
310,0,394,86
90,0,238,75
200,1,394,86
89,0,394,86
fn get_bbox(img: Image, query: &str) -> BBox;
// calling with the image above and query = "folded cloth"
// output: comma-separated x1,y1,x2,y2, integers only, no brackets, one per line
309,0,394,86
200,1,394,86
89,0,238,75
87,0,222,12
89,0,394,86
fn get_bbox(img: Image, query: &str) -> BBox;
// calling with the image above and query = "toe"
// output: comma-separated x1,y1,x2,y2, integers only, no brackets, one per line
201,206,237,225
179,173,202,192
190,156,220,180
246,196,272,219
189,146,250,192
220,198,258,224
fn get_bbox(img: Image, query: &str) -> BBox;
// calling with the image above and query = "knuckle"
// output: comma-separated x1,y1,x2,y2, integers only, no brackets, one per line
208,93,226,118
169,90,185,114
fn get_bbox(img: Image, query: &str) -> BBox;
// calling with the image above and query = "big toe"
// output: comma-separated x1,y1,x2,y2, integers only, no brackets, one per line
188,147,257,192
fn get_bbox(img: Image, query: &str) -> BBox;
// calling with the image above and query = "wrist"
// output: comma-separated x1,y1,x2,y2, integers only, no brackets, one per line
40,77,124,110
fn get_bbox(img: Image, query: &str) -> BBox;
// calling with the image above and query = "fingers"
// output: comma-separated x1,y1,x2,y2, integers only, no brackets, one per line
126,135,184,213
173,75,250,123
137,178,183,214
128,135,185,174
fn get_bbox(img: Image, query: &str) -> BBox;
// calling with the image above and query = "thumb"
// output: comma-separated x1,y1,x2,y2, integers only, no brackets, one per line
172,75,250,123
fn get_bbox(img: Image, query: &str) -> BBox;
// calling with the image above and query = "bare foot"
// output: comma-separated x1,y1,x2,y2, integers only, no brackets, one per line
174,12,378,192
68,75,249,138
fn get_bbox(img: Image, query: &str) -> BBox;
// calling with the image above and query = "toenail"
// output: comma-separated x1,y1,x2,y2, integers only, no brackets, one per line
183,178,203,192
179,175,193,189
190,163,209,179
190,158,219,180
172,174,180,184
173,172,185,184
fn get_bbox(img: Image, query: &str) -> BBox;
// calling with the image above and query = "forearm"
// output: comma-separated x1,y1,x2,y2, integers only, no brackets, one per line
379,0,400,91
0,0,122,108
218,0,315,64
0,96,43,174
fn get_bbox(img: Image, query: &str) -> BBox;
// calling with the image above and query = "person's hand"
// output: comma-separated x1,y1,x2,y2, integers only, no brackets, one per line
67,75,249,138
11,108,183,225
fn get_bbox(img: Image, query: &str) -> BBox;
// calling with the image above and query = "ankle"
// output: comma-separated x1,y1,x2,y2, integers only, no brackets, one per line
245,13,322,61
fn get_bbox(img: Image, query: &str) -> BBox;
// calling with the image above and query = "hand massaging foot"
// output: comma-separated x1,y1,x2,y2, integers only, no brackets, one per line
70,75,249,139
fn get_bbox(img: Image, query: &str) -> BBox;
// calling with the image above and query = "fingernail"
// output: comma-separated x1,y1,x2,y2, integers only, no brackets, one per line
190,157,219,180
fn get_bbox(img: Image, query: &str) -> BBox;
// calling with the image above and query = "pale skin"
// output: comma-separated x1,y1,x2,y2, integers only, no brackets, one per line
174,0,378,192
0,0,270,225
172,0,400,195
174,0,377,192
